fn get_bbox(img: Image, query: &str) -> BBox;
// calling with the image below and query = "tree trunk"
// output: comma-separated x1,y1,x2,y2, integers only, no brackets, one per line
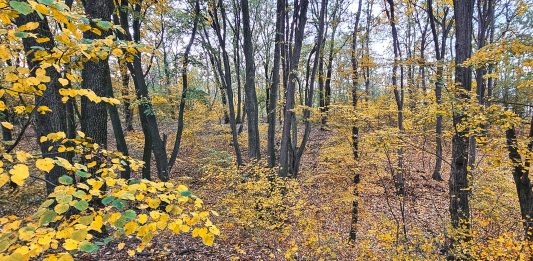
279,0,309,177
15,12,69,194
169,0,200,171
267,0,285,167
241,0,261,160
120,62,134,131
349,0,363,241
117,0,169,181
450,0,474,240
504,116,533,241
81,0,114,148
211,0,243,166
427,0,449,181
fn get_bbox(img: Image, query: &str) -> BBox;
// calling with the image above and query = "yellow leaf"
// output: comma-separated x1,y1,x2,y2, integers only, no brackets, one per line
124,221,138,235
36,158,55,172
58,78,69,86
34,4,49,15
117,242,125,250
2,122,13,130
9,164,29,186
16,151,31,162
54,203,69,214
0,174,9,188
112,48,123,57
63,239,78,251
138,214,148,224
90,215,103,232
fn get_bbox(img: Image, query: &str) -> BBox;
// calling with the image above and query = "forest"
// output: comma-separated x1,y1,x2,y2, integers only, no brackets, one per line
0,0,531,260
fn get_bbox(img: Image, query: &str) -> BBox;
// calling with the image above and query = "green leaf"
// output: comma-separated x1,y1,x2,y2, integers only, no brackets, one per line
58,175,73,185
56,194,72,204
40,199,54,208
122,210,136,220
102,196,115,205
9,1,33,15
37,0,53,5
39,209,57,226
74,200,89,211
73,190,86,199
112,199,125,209
75,170,90,178
14,32,28,38
96,20,112,30
180,190,192,197
80,243,99,252
78,215,93,225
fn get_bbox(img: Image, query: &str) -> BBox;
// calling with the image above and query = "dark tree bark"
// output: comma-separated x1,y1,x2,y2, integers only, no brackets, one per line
107,83,131,179
322,0,341,126
427,0,451,181
385,0,405,195
210,0,243,166
81,0,113,148
241,0,261,160
1,98,12,141
450,0,474,240
231,1,243,124
267,0,286,167
169,0,200,171
505,116,533,241
279,0,310,177
468,0,495,170
15,12,69,194
363,1,372,101
116,0,169,181
120,62,134,132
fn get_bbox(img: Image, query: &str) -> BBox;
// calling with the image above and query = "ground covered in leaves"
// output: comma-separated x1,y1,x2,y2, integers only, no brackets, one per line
1,111,527,260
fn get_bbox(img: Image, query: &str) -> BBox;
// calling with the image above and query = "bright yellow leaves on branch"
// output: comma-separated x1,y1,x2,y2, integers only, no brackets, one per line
0,132,218,260
59,88,120,105
0,1,218,259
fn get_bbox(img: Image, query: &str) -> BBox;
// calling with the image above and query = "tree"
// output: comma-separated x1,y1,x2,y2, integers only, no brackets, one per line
427,0,452,181
267,0,285,168
349,0,363,241
169,0,201,171
241,0,261,160
279,0,310,177
209,0,243,166
449,0,475,242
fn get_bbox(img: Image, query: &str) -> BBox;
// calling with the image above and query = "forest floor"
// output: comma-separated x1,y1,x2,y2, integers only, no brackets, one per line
0,118,464,260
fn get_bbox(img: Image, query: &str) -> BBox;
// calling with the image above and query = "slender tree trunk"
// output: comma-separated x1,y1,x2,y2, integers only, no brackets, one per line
427,0,448,181
322,14,338,126
117,0,169,181
169,0,200,171
120,62,134,131
107,83,131,179
386,0,405,195
279,0,309,177
349,0,363,241
267,0,285,168
241,0,261,160
2,98,12,141
211,0,243,166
